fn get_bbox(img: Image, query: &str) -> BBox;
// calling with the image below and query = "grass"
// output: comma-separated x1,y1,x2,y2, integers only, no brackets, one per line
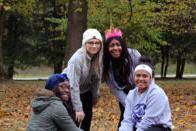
155,63,196,75
14,66,53,78
13,63,196,78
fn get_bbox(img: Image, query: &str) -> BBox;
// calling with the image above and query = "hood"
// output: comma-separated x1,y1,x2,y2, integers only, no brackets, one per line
32,88,60,113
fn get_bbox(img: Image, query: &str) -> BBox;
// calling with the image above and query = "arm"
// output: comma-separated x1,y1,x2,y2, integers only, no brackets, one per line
53,103,82,131
128,48,141,67
62,63,83,112
136,90,169,131
119,93,134,131
62,61,85,123
107,78,127,106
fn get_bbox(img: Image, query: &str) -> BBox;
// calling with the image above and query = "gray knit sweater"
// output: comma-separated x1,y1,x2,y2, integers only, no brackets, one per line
62,48,101,112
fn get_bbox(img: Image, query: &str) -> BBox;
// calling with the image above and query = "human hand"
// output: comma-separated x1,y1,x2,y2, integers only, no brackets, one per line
75,111,85,123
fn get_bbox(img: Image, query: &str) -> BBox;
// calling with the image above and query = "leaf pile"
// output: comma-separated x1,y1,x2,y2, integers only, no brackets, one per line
0,80,195,131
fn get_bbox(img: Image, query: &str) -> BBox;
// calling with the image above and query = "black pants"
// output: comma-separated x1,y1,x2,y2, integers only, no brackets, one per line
146,125,172,131
133,125,172,131
80,91,93,131
118,102,125,128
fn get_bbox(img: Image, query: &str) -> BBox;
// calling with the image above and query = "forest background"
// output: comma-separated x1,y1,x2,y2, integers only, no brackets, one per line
0,0,195,131
0,0,196,79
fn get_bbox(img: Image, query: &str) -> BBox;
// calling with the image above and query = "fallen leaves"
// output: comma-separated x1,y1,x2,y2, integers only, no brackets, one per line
158,80,196,131
0,80,195,131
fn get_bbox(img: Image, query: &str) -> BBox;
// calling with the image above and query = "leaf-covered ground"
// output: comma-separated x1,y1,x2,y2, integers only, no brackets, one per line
0,80,195,131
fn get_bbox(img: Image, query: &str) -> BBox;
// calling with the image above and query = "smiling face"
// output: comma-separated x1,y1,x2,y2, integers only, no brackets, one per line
134,70,151,93
85,38,101,57
108,39,122,59
57,81,70,101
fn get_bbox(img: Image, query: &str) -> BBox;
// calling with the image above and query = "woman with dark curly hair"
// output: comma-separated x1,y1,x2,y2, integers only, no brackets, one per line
103,27,141,127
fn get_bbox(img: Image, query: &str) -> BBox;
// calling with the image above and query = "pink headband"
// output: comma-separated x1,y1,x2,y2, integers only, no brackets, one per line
105,28,123,40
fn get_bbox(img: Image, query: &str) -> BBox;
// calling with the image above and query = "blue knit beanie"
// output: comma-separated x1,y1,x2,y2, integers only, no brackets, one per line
45,73,69,91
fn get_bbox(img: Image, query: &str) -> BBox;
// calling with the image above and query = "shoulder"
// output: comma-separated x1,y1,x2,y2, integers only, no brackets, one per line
148,84,168,100
70,49,84,61
127,48,141,65
50,101,71,118
127,48,141,56
127,88,137,101
50,100,66,111
68,48,85,64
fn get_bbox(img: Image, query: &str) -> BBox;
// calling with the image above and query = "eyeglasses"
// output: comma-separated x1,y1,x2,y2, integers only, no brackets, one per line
86,41,101,46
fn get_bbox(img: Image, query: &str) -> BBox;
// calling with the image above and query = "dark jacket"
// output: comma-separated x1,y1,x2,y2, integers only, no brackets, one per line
26,89,82,131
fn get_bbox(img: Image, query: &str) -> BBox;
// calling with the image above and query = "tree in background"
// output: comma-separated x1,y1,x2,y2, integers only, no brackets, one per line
0,0,37,79
88,0,167,68
127,0,196,78
64,0,87,64
1,0,195,79
0,2,6,79
35,0,68,73
158,0,196,78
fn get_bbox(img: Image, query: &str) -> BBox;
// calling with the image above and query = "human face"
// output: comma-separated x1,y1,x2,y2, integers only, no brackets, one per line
57,81,70,101
134,70,151,93
85,39,101,57
108,39,122,58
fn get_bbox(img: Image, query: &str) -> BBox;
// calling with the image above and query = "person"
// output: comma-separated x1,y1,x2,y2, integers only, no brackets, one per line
62,28,103,131
119,56,172,131
26,73,82,131
103,27,141,127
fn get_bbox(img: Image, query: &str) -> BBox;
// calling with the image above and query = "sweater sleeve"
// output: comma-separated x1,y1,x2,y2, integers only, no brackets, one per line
62,62,83,112
119,93,134,131
136,89,169,131
52,102,82,131
107,78,127,106
128,48,141,67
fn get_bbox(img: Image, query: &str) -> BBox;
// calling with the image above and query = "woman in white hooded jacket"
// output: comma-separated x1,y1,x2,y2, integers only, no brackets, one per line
62,28,103,131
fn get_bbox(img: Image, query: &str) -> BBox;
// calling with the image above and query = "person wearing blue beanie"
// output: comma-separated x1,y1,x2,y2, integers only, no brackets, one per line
27,73,82,131
45,73,69,90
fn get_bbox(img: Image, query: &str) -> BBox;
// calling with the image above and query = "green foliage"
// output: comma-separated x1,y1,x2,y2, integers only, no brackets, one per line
44,17,67,41
1,0,195,77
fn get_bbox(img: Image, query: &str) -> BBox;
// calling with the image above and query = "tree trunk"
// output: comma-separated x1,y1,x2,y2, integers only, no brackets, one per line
164,52,169,78
6,14,17,79
176,52,185,79
51,0,64,73
160,47,165,78
176,53,182,79
64,0,88,65
52,43,64,74
160,46,169,78
0,5,5,80
180,58,185,78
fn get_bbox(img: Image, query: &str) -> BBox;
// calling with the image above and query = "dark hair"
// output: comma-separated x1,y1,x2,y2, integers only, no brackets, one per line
138,56,155,77
103,36,133,89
